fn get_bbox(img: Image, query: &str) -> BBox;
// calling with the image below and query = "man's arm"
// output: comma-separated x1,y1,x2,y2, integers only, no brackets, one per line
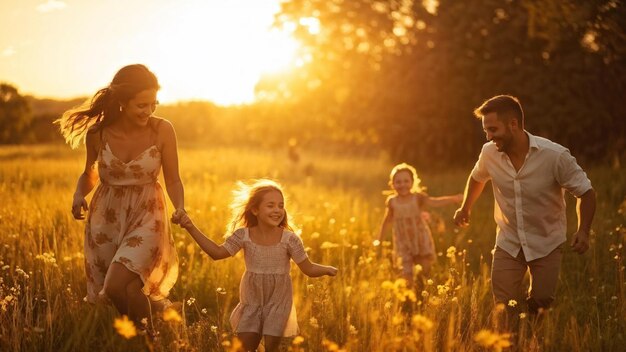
453,176,487,227
570,188,596,254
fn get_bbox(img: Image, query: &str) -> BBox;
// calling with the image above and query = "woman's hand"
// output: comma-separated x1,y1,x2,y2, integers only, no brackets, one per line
71,195,88,220
171,208,186,225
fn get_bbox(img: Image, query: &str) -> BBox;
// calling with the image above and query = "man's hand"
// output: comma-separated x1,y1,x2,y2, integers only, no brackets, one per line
570,230,590,254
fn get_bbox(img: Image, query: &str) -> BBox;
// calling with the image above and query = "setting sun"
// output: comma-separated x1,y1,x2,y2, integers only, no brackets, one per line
0,0,301,105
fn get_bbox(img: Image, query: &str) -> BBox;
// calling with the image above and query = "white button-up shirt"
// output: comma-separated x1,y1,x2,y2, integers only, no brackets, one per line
471,131,592,261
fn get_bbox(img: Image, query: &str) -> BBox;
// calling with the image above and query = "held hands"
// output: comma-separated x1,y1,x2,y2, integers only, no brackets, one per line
570,230,590,254
453,193,464,204
171,209,194,230
71,195,88,220
453,208,470,227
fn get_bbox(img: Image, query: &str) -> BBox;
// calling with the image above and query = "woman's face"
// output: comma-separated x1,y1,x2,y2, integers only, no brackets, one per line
121,88,158,127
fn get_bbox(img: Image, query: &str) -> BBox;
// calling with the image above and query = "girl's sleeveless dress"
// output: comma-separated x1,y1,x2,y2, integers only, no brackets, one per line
222,228,308,337
83,123,178,303
391,193,436,273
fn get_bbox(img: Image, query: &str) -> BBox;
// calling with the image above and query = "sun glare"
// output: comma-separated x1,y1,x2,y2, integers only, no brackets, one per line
144,1,301,105
0,0,302,106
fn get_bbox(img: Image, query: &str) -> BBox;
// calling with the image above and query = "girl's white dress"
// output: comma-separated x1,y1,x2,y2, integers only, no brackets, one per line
222,228,308,336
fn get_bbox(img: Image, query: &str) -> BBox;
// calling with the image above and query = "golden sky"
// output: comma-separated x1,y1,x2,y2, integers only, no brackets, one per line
0,0,300,105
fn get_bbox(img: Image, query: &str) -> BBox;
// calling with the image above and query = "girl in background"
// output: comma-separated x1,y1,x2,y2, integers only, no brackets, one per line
376,163,461,286
173,179,337,352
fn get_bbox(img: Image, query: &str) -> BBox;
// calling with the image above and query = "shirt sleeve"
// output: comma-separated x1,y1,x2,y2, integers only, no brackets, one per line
222,228,245,256
554,149,592,197
287,232,308,264
470,145,491,183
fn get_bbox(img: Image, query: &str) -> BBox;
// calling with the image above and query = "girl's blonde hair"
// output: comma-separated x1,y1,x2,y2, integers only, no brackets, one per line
227,179,295,234
384,162,423,196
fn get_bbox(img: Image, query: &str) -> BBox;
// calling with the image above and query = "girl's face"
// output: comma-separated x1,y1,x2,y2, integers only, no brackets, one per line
253,190,285,228
121,88,158,127
392,170,413,196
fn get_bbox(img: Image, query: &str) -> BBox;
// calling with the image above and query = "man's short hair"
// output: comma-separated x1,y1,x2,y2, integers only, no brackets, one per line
474,95,524,128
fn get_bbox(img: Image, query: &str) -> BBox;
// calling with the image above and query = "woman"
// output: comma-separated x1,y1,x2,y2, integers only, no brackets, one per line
56,64,182,327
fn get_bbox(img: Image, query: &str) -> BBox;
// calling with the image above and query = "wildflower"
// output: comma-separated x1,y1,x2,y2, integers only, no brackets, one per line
421,291,429,298
519,313,527,319
446,246,457,258
322,338,340,351
216,287,227,295
320,241,339,249
140,318,148,327
186,297,196,306
411,314,433,332
163,307,182,322
202,308,208,314
311,232,320,239
310,317,319,328
474,329,512,352
451,297,458,303
114,315,137,339
508,299,517,307
437,285,450,295
293,336,305,345
381,281,395,290
426,279,433,285
384,301,392,310
392,314,404,325
349,325,358,335
414,264,423,274
210,325,218,333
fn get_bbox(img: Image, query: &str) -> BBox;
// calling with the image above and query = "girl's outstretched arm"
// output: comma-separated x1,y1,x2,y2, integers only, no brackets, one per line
177,213,231,260
423,193,463,208
376,200,393,243
296,258,338,277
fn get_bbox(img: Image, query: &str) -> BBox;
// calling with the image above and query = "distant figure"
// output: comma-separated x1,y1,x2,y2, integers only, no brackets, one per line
454,95,596,324
172,179,337,352
56,64,184,331
287,137,300,163
376,163,462,286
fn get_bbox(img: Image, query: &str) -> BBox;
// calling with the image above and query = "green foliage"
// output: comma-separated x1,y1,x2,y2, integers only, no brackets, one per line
264,0,626,166
0,84,32,144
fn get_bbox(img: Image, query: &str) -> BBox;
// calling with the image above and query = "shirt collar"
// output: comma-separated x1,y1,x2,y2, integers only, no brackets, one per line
526,130,540,151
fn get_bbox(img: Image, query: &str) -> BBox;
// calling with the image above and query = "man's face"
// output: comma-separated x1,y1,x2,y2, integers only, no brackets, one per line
482,112,514,153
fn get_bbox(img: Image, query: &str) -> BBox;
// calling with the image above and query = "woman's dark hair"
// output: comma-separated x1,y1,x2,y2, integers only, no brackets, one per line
55,64,159,148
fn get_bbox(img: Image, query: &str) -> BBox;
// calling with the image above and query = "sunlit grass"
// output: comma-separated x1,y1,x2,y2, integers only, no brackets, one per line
0,144,624,351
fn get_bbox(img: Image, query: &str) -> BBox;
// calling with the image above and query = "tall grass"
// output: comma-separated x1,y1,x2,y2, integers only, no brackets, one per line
0,144,623,351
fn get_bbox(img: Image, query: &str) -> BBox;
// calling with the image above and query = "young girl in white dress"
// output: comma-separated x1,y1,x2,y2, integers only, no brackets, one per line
173,179,337,352
376,163,462,286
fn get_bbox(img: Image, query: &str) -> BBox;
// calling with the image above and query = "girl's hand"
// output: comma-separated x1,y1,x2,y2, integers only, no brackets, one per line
171,208,186,225
177,213,195,230
71,195,88,220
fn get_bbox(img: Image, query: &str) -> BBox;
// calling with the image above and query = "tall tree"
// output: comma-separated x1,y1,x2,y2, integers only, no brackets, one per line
0,84,32,144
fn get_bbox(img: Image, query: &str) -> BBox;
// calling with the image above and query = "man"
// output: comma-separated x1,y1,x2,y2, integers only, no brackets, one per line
454,95,596,318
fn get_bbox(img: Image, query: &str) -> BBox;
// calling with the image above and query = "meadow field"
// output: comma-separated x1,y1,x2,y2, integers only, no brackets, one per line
0,144,624,351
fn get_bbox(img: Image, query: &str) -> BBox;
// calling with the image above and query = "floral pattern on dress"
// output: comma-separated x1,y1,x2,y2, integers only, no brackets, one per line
83,136,178,303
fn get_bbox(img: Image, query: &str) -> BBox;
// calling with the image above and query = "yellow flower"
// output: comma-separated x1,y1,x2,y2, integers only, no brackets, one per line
474,329,512,352
508,299,517,307
411,314,433,332
446,246,457,258
113,315,137,339
320,241,340,249
293,336,305,345
381,280,395,290
163,307,182,322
